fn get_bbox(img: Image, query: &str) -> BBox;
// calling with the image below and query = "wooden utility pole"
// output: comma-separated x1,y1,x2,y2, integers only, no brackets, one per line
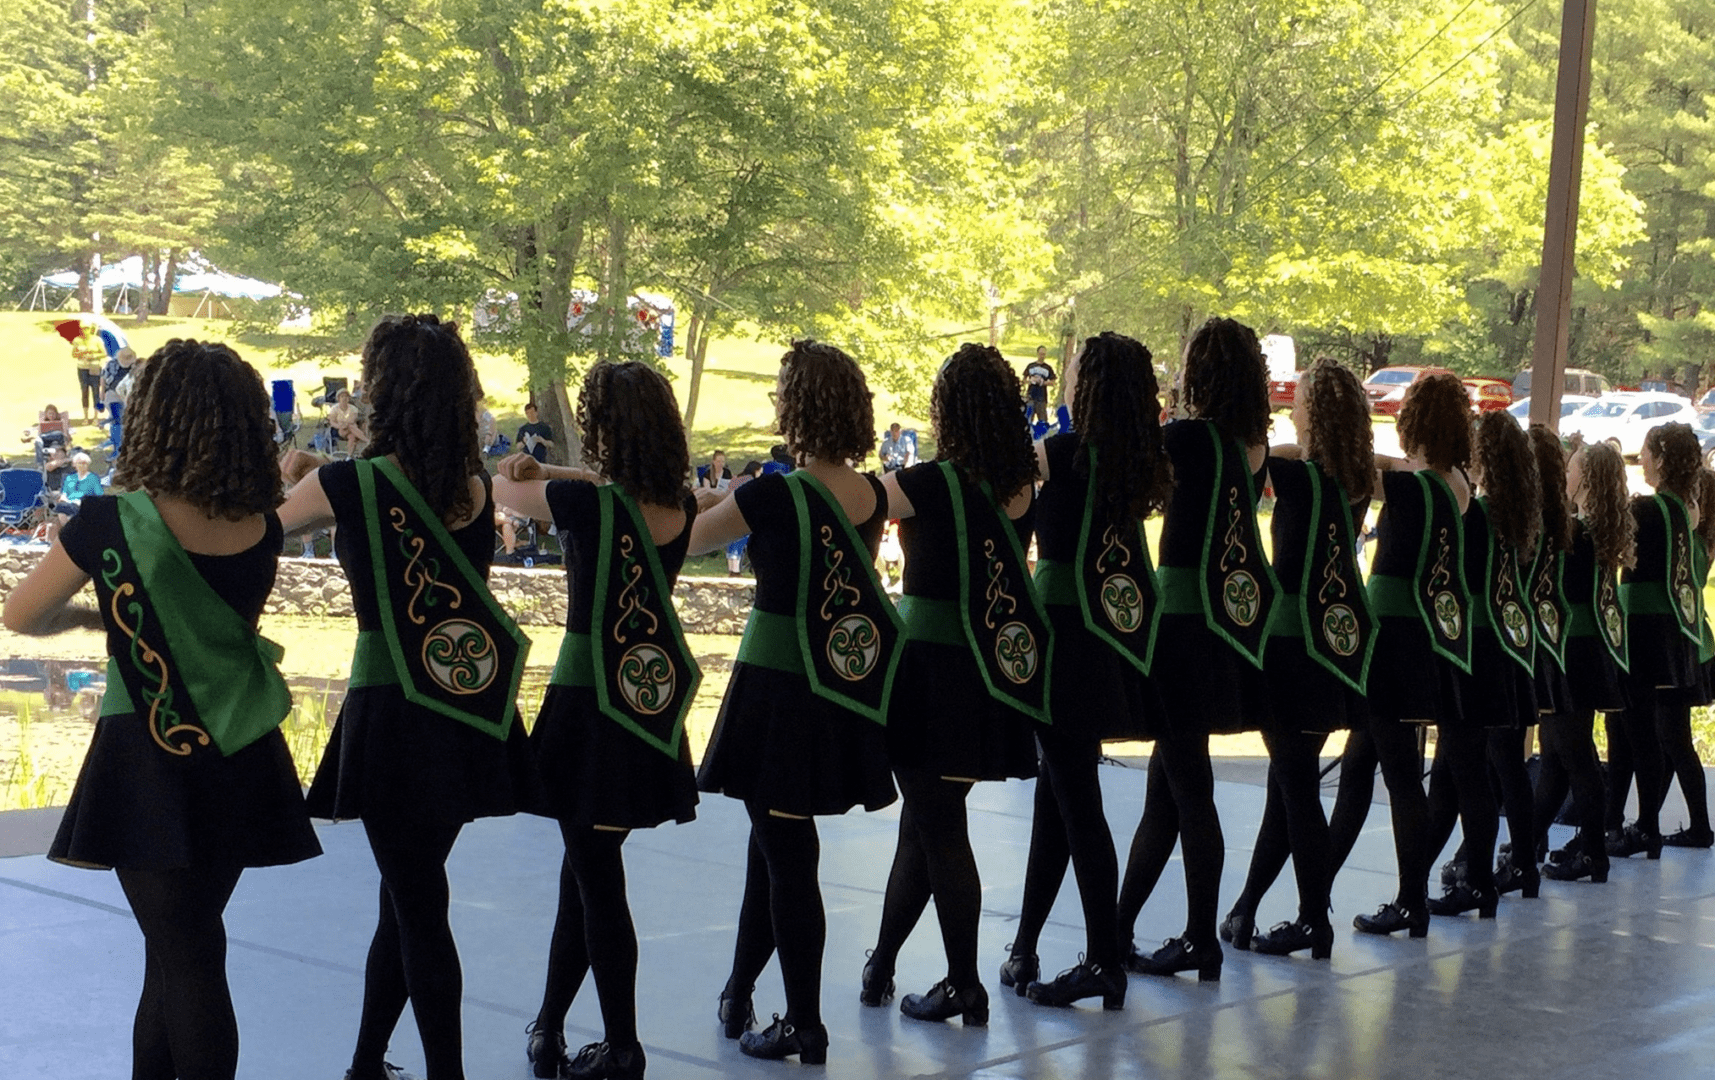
1528,0,1599,431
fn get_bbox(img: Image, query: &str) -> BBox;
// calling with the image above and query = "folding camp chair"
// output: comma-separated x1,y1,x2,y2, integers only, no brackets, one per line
0,469,48,537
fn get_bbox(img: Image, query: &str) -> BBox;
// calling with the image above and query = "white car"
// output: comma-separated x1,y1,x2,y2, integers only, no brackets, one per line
1563,392,1697,457
1505,395,1595,427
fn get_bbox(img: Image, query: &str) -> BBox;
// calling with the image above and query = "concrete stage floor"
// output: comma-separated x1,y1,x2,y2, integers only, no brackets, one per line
4,760,1714,1080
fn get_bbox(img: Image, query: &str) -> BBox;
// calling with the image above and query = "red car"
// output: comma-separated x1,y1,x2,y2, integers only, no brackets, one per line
1268,372,1301,411
1463,377,1514,413
1365,365,1454,417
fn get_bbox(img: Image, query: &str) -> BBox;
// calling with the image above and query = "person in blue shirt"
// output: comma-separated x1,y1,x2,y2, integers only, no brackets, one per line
46,451,103,542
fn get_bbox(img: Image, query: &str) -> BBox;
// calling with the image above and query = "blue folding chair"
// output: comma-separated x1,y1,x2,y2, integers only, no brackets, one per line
0,469,48,536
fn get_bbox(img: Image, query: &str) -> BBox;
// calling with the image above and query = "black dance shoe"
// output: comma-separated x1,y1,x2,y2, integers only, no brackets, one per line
899,979,989,1025
1251,920,1334,960
859,952,895,1007
1438,857,1468,888
1352,903,1429,938
1427,883,1497,919
565,1041,646,1080
998,944,1039,997
738,1015,828,1064
1541,852,1609,883
717,984,755,1040
526,1022,570,1079
1218,910,1255,951
1494,857,1541,899
1606,824,1663,860
1662,825,1715,849
1025,958,1126,1009
1124,936,1222,982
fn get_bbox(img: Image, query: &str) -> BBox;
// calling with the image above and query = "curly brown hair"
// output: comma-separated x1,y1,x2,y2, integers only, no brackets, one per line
1574,441,1636,571
1474,409,1540,556
929,343,1039,502
1694,468,1715,563
1528,424,1573,554
112,339,282,519
1071,331,1173,528
1645,422,1701,504
360,314,483,523
1397,373,1473,472
775,340,875,466
1181,317,1271,448
1301,358,1374,502
577,361,690,507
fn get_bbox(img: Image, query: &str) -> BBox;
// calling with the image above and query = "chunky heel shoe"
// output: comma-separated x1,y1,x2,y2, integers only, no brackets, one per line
998,944,1039,998
859,952,895,1007
1025,958,1126,1009
739,1015,828,1064
1495,858,1541,899
899,980,989,1026
1353,903,1429,938
1542,853,1609,883
1662,825,1714,849
1607,823,1663,860
1218,910,1255,951
1124,936,1222,982
1251,921,1334,960
717,984,755,1039
1428,883,1497,919
565,1040,646,1080
525,1022,570,1079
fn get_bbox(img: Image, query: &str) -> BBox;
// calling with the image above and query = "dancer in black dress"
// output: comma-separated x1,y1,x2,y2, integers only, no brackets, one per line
5,340,321,1080
1348,373,1473,938
280,315,532,1080
1120,317,1277,983
494,362,700,1080
997,332,1171,1011
1537,439,1633,882
1220,358,1374,960
859,344,1044,1026
1655,465,1715,848
693,341,900,1064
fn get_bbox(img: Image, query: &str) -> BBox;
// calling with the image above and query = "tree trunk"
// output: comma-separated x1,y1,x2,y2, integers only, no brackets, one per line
681,298,717,431
597,213,630,364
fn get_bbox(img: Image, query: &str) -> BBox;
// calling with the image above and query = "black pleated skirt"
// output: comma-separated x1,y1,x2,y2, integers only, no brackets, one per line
1457,628,1539,729
1534,657,1575,721
529,685,698,829
1562,636,1629,714
885,640,1041,781
1628,614,1701,692
1040,603,1161,743
1151,613,1273,736
1263,635,1368,735
1367,614,1463,727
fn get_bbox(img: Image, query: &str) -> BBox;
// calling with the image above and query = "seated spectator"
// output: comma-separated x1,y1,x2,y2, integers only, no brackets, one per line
516,402,556,464
42,446,72,495
723,462,764,575
476,394,500,455
27,404,70,465
327,388,369,453
764,442,794,475
46,451,103,542
697,449,732,491
878,422,914,471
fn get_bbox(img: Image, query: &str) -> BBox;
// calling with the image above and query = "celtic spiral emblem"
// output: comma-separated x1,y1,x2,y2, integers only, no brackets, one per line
1099,573,1142,633
1678,584,1698,627
1536,601,1561,645
1501,601,1531,649
1223,570,1260,628
1322,604,1360,657
994,622,1039,685
617,644,675,716
1433,591,1463,641
422,618,498,696
827,614,881,681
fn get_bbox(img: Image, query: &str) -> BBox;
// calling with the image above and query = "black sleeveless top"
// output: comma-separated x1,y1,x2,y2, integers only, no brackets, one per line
1035,432,1088,568
1267,457,1370,593
736,471,888,607
895,461,1035,597
547,479,697,631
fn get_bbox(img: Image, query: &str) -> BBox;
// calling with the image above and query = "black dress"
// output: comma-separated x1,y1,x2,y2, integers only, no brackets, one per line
1365,470,1463,726
49,498,321,871
1560,521,1628,714
1261,457,1369,735
530,480,700,829
1153,420,1272,735
885,462,1042,780
304,460,532,827
1622,495,1700,693
695,472,897,816
1459,499,1538,729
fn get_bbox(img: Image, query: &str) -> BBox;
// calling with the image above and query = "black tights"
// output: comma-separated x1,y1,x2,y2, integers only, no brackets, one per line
1326,721,1432,914
535,825,638,1047
868,769,981,989
726,802,825,1029
1533,709,1608,857
1116,732,1225,950
1425,727,1499,894
116,863,244,1080
1487,726,1536,863
1230,731,1332,928
352,819,466,1080
1010,731,1120,970
1607,685,1667,836
1656,701,1711,834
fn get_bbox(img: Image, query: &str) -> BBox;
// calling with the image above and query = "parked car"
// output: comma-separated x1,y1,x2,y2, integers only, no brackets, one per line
1463,377,1514,413
1505,395,1595,428
1696,388,1715,413
1364,366,1454,417
1563,392,1698,457
1511,367,1612,400
1695,411,1715,467
1268,371,1301,411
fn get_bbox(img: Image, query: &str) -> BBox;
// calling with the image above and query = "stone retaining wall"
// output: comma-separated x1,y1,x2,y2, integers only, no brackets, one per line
0,546,754,634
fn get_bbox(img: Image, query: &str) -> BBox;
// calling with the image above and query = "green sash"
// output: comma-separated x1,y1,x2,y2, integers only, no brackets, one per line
1528,538,1569,672
1696,539,1714,665
786,471,904,724
1387,469,1472,674
941,462,1052,723
1196,423,1277,669
1474,497,1535,673
1296,460,1375,694
353,458,530,740
1066,446,1160,676
97,491,291,756
1661,492,1702,646
577,485,702,757
1592,546,1630,673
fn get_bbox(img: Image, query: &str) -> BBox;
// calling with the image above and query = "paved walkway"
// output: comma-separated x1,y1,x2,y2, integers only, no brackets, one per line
4,762,1714,1079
